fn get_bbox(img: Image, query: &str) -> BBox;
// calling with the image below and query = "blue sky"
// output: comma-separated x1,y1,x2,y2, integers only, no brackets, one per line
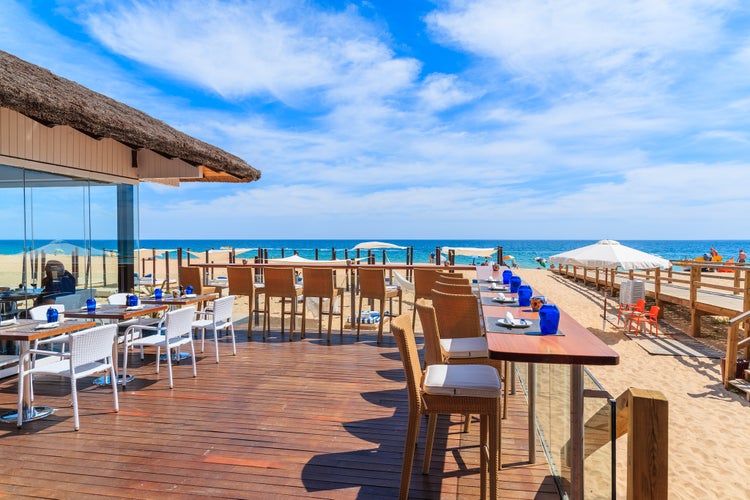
3,0,750,239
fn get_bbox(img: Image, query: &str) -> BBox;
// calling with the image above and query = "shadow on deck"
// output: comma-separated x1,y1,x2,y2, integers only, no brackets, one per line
0,322,559,499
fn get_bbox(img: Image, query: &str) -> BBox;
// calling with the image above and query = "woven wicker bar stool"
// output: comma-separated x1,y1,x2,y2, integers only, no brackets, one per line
227,266,265,334
262,267,304,341
391,314,501,500
417,298,509,420
356,267,402,344
411,268,439,330
301,267,344,342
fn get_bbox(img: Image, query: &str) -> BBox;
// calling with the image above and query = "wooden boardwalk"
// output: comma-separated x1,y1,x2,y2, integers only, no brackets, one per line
554,265,750,335
0,321,559,499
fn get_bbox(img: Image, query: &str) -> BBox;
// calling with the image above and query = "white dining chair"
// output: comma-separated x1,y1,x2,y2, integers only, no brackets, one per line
191,295,236,363
122,306,197,388
18,323,119,430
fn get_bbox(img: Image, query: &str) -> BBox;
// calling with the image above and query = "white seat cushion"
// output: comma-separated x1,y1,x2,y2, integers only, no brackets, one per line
440,337,489,359
423,364,502,398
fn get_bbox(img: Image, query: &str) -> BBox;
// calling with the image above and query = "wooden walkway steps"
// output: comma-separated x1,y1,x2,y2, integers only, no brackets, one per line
0,323,559,499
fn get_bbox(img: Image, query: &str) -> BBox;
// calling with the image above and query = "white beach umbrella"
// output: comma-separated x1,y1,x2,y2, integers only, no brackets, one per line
549,240,671,329
352,241,407,250
441,246,496,258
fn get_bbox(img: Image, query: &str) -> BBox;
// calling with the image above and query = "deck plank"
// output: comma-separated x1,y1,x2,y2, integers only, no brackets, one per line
0,324,559,499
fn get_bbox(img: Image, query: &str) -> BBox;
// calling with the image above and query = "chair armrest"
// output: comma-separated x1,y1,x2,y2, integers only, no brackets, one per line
27,348,70,358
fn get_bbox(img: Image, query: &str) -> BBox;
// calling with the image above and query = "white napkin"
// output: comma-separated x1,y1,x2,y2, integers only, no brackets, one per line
505,312,514,324
491,283,499,290
126,305,145,311
0,318,17,327
496,293,506,301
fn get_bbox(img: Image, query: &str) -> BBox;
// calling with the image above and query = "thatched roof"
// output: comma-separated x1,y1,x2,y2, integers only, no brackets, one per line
0,50,260,182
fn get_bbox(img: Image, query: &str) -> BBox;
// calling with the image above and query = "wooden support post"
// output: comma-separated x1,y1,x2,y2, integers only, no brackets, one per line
625,388,669,500
724,322,740,388
595,268,600,290
497,246,503,264
743,269,750,313
689,266,702,337
654,268,663,317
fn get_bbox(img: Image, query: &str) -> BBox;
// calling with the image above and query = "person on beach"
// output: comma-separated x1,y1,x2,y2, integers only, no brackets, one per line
710,246,718,259
37,260,76,305
429,252,435,264
739,249,747,263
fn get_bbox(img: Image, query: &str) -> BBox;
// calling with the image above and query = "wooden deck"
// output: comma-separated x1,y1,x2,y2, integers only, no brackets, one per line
0,321,559,499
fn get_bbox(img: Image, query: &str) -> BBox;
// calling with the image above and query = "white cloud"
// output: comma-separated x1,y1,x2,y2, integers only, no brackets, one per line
418,73,479,110
76,0,420,108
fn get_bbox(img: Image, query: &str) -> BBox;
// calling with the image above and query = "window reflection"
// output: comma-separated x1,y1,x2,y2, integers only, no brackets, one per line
0,164,137,319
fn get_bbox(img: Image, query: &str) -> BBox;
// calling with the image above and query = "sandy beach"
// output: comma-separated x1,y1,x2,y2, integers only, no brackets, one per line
514,268,750,498
3,252,749,498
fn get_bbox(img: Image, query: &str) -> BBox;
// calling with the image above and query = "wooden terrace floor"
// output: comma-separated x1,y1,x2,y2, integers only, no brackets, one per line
0,321,559,499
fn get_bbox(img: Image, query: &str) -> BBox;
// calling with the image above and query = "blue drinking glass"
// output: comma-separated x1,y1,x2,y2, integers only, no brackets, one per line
154,288,163,299
539,304,560,335
510,275,522,293
517,285,532,306
502,269,513,285
185,285,194,295
46,307,58,323
86,298,96,313
127,294,138,307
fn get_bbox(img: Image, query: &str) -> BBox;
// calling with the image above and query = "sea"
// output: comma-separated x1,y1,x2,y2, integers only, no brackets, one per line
1,239,748,269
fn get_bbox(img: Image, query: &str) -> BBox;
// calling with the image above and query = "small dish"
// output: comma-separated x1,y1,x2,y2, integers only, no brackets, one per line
496,318,531,328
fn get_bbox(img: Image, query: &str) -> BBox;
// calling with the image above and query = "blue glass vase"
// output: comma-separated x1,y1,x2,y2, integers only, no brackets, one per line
127,294,138,307
185,285,194,295
539,304,560,335
46,307,58,323
509,275,522,293
154,288,163,299
502,270,513,285
517,285,532,306
86,298,96,313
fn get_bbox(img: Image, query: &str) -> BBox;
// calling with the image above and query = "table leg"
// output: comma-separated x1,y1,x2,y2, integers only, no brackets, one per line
528,362,536,463
1,340,55,426
349,268,356,330
570,364,584,500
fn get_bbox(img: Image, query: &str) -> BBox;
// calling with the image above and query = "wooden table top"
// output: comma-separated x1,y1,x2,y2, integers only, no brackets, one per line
0,319,96,342
64,304,168,321
140,293,218,306
476,267,619,366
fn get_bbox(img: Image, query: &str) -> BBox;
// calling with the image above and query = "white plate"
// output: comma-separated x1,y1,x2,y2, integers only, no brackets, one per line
35,322,60,329
496,318,531,328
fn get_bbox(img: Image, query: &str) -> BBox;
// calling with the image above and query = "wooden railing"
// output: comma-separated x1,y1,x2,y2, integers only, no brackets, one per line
723,309,750,388
554,261,750,335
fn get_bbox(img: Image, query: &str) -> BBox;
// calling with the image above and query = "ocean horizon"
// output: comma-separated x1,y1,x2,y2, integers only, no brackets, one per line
1,239,748,269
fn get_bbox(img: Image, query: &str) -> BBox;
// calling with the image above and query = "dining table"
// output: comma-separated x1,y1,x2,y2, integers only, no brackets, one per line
65,303,170,384
0,318,96,426
476,265,619,500
140,292,219,310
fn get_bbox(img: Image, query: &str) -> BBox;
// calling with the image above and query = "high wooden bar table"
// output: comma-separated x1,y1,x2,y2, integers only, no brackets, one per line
192,262,475,330
476,265,619,500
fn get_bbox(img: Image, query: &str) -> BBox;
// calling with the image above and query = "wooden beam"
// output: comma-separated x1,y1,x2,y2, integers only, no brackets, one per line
627,388,668,500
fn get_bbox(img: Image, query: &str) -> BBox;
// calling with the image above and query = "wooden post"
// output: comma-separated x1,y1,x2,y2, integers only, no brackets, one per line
689,265,702,337
654,268,662,317
165,251,170,289
315,248,319,260
724,321,740,388
153,248,158,283
435,247,441,265
497,246,503,264
625,388,668,500
102,248,107,287
594,268,600,290
743,269,750,313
